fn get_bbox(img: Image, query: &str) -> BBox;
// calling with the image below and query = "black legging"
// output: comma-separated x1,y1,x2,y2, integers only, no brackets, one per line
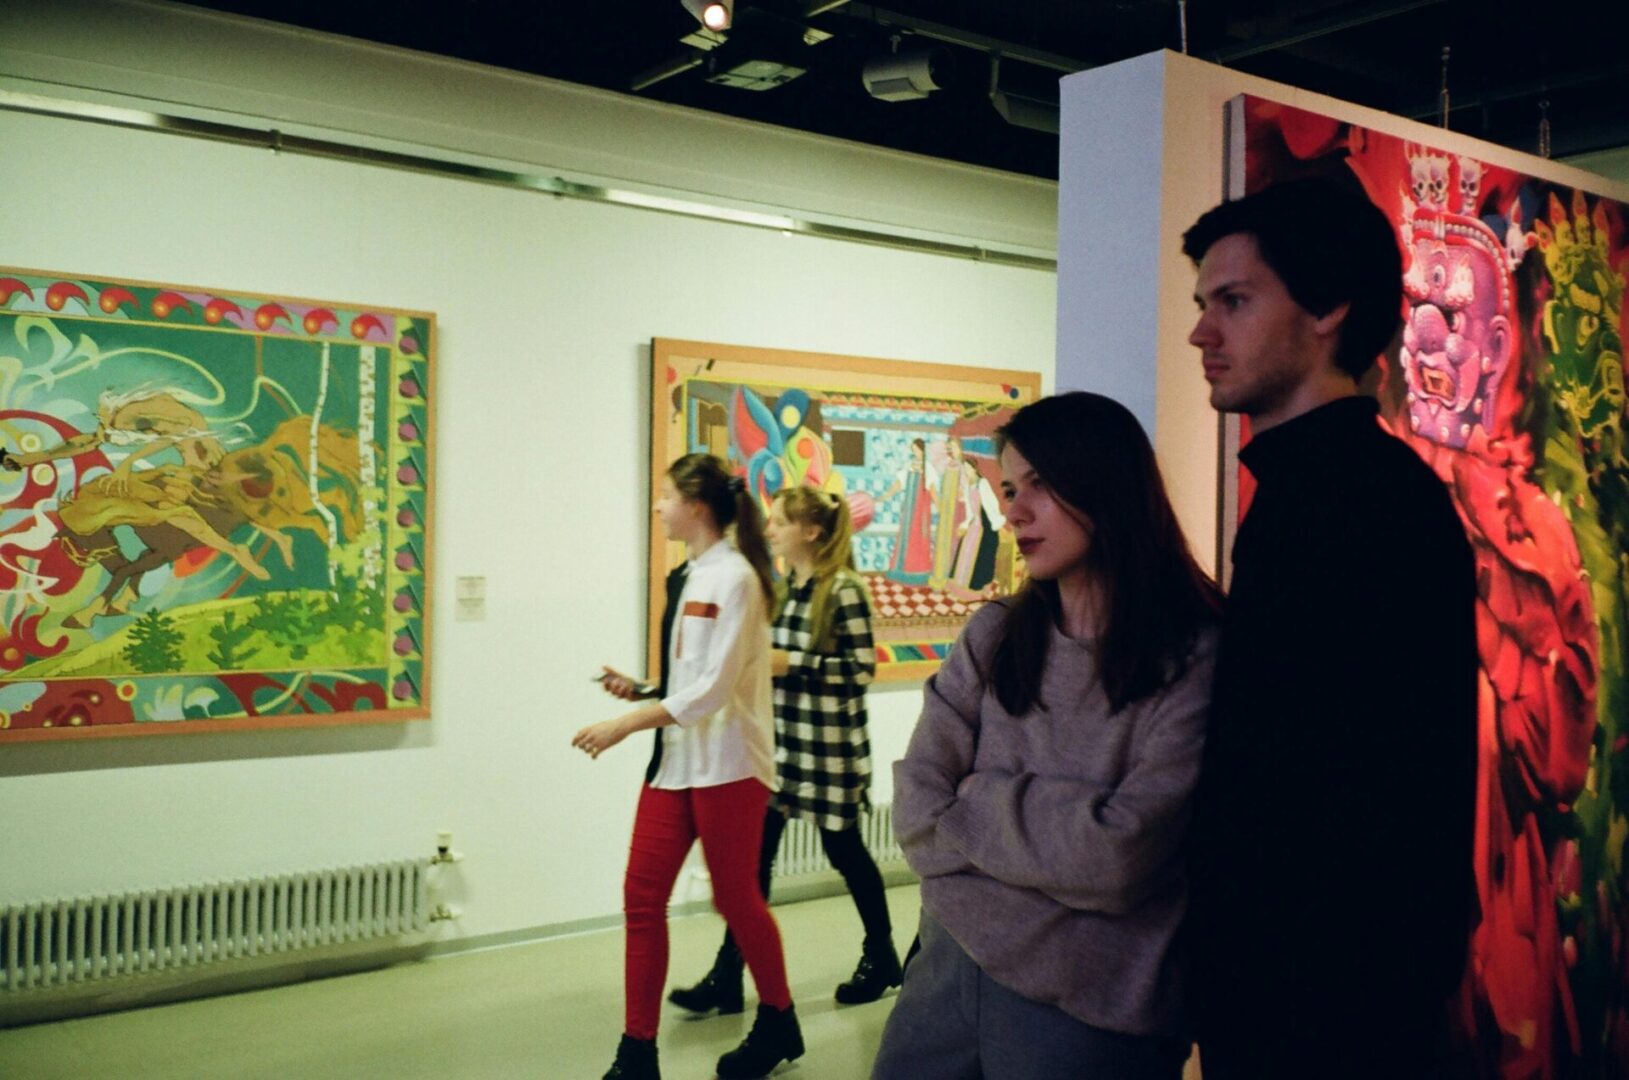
722,805,892,954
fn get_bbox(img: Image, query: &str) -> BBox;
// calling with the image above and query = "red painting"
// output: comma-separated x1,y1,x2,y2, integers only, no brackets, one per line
1232,95,1628,1076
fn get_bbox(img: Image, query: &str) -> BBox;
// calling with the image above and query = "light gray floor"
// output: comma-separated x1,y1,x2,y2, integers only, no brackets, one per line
0,885,925,1080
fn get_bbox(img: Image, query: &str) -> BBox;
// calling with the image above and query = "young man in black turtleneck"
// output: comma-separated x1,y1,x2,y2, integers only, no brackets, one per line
1182,179,1478,1079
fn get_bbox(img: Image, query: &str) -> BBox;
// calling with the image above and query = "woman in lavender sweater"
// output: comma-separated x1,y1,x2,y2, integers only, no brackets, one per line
873,392,1222,1080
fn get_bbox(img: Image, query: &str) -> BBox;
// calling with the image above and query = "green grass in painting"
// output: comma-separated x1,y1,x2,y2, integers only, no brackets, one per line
13,578,388,679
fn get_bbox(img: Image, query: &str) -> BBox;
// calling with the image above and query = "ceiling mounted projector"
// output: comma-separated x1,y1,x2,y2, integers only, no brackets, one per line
862,47,949,102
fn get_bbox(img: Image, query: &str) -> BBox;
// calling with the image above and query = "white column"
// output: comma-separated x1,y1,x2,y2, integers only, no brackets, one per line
1055,51,1170,433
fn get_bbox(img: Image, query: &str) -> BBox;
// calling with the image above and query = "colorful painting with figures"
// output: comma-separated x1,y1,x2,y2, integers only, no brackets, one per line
1231,96,1628,1075
0,268,432,741
650,339,1040,681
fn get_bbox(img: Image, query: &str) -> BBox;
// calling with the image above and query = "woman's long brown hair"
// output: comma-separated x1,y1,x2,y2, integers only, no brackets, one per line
667,453,775,616
989,392,1222,715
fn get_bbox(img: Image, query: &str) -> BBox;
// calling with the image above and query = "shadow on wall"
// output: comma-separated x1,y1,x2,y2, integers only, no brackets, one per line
0,721,429,779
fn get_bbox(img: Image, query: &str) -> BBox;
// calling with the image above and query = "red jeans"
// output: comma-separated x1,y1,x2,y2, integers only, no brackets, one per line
623,778,792,1039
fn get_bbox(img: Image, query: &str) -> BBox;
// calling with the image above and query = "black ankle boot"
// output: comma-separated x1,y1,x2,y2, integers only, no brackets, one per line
603,1034,660,1080
834,935,903,1005
668,941,744,1015
715,1003,804,1079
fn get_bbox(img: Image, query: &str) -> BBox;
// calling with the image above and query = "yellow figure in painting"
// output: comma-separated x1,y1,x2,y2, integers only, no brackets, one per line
0,390,269,613
928,435,966,589
4,389,227,472
2,394,366,627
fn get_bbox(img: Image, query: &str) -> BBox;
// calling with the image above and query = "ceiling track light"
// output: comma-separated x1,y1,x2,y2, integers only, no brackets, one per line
682,0,733,32
862,38,949,102
986,55,1058,134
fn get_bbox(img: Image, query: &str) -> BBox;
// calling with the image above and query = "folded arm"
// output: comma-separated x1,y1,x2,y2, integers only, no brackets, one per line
892,610,997,878
937,641,1214,913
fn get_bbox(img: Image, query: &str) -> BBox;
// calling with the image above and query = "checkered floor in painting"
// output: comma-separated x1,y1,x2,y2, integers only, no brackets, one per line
861,573,977,621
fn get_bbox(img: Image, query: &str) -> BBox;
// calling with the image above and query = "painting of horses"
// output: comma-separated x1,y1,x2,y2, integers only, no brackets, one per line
0,267,432,741
650,338,1040,682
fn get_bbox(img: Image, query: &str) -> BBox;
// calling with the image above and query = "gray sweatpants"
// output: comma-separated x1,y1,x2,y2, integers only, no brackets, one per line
871,907,1186,1080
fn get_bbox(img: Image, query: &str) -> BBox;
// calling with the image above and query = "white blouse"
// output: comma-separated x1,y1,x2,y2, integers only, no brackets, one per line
653,540,775,791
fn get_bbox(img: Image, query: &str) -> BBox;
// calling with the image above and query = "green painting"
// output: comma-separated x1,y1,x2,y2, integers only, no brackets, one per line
0,268,431,740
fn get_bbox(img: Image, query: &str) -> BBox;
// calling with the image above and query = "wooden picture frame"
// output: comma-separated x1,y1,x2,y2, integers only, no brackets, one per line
650,338,1040,683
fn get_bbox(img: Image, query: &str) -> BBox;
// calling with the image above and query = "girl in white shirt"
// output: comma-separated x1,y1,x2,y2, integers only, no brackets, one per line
574,453,802,1080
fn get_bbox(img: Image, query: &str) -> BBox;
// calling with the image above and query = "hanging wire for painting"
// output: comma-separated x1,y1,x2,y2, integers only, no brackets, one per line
1178,0,1189,54
1438,46,1451,128
1538,99,1552,159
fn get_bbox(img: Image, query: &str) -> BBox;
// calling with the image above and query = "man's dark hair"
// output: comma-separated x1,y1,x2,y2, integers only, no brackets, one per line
1182,177,1404,380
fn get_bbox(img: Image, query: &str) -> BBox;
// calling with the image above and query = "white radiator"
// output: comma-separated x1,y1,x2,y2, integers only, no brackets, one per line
772,803,904,880
2,860,431,993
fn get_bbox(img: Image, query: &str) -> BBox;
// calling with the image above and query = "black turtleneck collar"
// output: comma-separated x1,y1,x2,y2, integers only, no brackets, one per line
1237,395,1381,483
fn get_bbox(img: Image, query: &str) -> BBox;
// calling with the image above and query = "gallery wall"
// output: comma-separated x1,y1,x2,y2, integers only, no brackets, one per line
0,2,1056,947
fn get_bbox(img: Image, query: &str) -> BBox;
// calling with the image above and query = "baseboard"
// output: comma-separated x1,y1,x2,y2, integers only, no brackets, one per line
422,866,917,960
0,935,434,1028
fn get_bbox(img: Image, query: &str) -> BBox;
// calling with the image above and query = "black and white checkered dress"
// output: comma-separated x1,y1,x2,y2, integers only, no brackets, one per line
771,569,877,831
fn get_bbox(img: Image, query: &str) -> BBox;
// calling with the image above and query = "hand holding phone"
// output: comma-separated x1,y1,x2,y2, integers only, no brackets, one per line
593,666,654,701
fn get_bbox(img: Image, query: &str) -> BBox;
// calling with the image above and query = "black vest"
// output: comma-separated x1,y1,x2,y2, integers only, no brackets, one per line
645,561,689,783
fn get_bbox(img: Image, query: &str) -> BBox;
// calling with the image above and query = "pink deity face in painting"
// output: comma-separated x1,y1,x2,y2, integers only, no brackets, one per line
1399,155,1517,449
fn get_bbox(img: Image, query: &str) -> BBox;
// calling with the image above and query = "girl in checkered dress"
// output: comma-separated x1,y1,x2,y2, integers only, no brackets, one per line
670,485,903,1014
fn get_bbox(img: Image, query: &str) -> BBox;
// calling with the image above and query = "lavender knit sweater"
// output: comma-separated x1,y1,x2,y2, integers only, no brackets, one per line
894,600,1217,1036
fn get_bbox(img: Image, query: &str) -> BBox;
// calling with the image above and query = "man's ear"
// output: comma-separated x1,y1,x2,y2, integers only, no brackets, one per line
1312,301,1351,339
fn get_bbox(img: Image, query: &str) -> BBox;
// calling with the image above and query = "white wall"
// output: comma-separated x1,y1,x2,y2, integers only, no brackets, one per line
0,0,1058,258
0,4,1056,946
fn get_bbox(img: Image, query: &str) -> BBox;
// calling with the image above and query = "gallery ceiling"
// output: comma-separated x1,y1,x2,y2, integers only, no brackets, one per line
181,0,1629,181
